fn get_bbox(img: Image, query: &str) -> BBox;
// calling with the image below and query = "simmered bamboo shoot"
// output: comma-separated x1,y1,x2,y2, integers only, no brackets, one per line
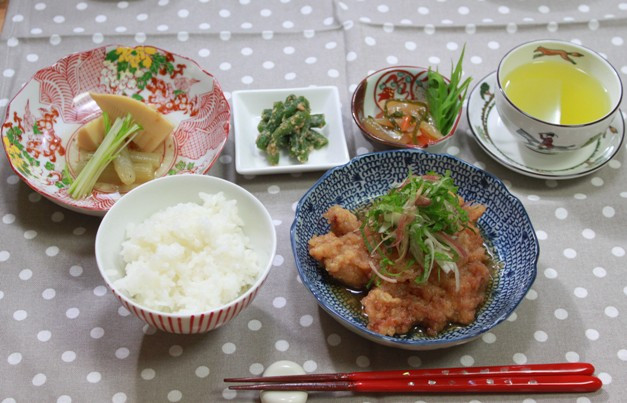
89,92,174,152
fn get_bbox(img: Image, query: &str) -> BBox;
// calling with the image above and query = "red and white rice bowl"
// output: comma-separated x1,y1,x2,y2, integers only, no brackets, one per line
95,174,276,334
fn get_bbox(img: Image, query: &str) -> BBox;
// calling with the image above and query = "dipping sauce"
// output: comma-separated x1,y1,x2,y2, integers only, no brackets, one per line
502,60,611,125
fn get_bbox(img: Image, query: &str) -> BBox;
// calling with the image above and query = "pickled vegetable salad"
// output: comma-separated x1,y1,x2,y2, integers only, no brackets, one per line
362,99,443,147
363,47,471,147
360,172,470,290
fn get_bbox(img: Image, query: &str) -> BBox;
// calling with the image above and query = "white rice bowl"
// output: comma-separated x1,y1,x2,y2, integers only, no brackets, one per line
110,192,261,314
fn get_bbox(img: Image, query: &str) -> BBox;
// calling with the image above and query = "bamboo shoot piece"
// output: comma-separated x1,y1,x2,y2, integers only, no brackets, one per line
77,116,105,152
89,92,174,152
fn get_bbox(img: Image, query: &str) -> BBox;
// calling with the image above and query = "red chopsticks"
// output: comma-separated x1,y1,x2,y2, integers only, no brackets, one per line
225,363,602,394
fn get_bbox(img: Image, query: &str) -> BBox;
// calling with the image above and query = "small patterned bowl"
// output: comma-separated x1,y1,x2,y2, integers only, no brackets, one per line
351,66,463,153
95,174,276,334
1,45,230,216
290,150,539,350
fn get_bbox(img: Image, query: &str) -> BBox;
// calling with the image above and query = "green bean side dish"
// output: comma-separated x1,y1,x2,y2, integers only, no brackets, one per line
255,94,328,165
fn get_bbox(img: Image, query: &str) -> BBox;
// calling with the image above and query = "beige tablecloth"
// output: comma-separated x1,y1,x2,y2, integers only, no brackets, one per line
1,1,625,402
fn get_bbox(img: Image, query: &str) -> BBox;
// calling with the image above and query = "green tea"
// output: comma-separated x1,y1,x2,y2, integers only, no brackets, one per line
502,60,610,125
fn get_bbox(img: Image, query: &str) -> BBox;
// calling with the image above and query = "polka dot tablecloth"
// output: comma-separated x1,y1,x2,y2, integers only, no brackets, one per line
1,1,626,402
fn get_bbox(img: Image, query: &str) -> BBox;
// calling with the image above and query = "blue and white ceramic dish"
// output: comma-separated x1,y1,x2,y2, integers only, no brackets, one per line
290,150,539,350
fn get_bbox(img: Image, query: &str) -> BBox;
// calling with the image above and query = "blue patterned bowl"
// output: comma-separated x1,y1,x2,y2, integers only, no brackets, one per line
290,150,539,350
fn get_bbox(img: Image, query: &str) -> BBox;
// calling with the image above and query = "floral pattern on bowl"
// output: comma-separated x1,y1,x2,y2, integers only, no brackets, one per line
372,69,428,111
1,45,230,215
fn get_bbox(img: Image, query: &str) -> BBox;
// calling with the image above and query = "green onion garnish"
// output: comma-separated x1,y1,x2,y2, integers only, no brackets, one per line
426,45,472,136
361,171,469,289
68,113,142,199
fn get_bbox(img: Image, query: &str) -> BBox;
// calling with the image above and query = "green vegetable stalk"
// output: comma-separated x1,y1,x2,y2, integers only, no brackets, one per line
426,45,472,136
68,113,142,199
361,172,469,290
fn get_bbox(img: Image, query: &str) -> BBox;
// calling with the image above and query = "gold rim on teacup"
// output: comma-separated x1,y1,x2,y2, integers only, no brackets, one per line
495,39,623,154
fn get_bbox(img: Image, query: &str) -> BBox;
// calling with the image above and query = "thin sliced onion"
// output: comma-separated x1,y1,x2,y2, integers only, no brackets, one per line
423,238,436,281
392,214,411,248
368,260,398,283
454,265,460,290
415,195,431,206
437,261,461,291
422,174,440,182
436,232,468,261
439,261,455,274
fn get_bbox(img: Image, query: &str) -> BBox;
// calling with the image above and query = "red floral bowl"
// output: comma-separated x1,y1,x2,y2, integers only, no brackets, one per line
351,66,462,152
1,45,230,216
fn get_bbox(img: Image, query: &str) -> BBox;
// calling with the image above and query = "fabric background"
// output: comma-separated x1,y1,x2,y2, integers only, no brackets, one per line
0,1,625,402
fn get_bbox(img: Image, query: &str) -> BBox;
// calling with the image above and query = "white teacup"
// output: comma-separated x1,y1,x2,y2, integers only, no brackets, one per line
495,39,623,154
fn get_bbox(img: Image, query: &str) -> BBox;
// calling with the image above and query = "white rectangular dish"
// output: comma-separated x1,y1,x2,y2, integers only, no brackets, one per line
232,86,350,175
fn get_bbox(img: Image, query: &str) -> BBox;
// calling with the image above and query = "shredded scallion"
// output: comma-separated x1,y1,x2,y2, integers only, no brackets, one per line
426,45,472,136
361,171,469,289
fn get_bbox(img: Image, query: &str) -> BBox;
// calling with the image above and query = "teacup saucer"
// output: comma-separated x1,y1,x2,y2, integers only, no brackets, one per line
467,72,625,179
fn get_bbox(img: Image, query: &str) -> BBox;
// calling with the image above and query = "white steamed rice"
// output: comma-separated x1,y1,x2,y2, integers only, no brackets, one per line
112,191,261,314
